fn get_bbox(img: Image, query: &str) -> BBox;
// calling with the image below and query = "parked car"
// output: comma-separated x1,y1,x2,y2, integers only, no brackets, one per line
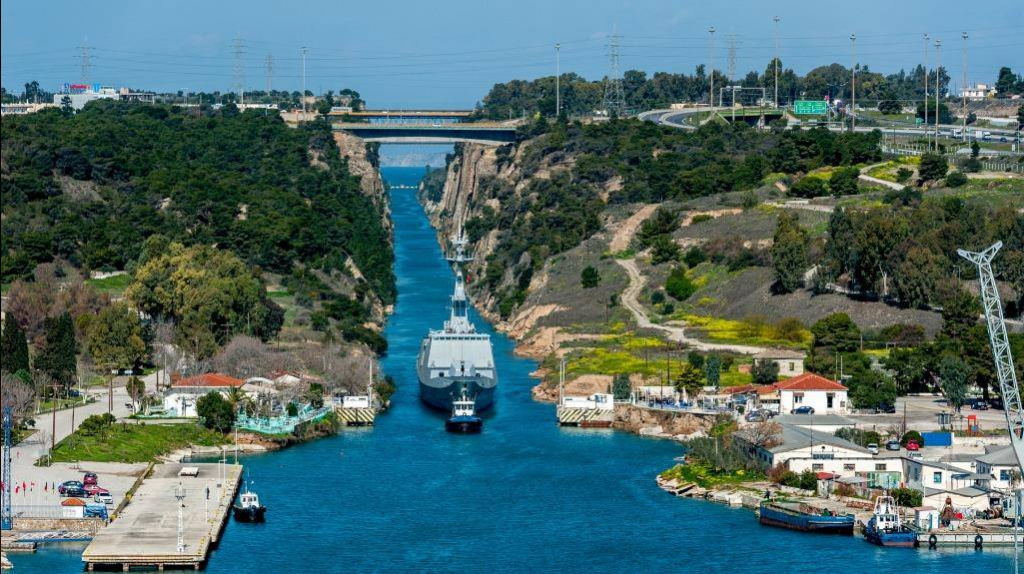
745,411,766,423
867,443,880,455
63,486,87,498
791,406,815,415
885,440,901,451
93,489,113,504
58,480,84,495
875,403,896,414
84,483,107,496
83,472,98,486
906,440,921,451
973,400,989,411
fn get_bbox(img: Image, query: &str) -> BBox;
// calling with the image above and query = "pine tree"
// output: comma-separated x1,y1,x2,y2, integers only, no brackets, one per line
1,318,30,374
36,312,77,388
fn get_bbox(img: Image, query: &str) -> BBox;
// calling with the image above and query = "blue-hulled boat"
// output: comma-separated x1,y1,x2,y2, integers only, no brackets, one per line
758,501,855,534
863,495,917,547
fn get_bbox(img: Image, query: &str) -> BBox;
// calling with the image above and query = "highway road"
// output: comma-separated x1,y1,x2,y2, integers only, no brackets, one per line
639,106,1021,140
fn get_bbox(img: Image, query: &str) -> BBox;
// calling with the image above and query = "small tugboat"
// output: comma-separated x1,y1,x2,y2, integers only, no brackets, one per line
232,484,267,523
863,494,917,547
758,500,855,534
445,392,483,433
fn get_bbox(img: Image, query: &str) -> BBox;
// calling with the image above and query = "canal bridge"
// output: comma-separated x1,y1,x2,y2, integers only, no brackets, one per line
332,122,517,145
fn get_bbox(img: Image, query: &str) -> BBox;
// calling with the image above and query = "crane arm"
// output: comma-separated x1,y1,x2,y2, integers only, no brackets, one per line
958,241,1024,481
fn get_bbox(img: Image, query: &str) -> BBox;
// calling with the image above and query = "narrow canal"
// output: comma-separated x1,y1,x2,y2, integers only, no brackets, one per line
14,166,1014,573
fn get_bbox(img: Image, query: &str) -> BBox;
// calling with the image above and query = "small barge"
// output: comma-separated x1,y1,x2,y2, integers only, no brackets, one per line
758,501,855,534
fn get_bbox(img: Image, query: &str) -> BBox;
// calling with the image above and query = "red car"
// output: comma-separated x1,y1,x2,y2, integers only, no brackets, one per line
84,484,107,496
906,440,920,451
83,472,98,487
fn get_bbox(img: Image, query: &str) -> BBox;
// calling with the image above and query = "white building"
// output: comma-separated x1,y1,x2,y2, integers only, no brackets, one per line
752,349,806,378
962,83,997,101
162,373,246,418
775,373,849,414
742,424,901,487
53,84,119,110
975,446,1018,491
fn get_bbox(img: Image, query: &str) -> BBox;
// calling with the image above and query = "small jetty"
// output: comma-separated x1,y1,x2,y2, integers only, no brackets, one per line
919,528,1021,549
333,395,376,426
556,393,615,427
81,462,242,571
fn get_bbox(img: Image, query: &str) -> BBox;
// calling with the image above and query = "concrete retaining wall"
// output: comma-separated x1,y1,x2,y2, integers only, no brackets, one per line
13,517,105,534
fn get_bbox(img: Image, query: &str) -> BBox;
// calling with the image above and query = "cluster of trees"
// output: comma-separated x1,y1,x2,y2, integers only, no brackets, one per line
821,197,1023,312
477,61,961,119
127,240,283,359
1,100,395,305
524,117,879,205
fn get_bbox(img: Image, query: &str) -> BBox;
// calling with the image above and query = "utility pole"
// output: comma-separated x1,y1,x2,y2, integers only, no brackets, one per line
301,46,308,122
727,33,737,122
850,34,857,132
773,16,781,108
265,53,274,94
174,482,186,553
935,38,942,152
555,43,561,118
232,34,246,107
962,32,968,142
708,26,716,108
924,33,931,149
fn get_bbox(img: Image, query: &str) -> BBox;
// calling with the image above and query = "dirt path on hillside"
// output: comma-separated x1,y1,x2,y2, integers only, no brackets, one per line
609,204,767,355
615,258,767,354
609,204,660,253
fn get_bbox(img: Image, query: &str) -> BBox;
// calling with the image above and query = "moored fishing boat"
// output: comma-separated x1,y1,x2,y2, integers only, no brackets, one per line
863,495,917,547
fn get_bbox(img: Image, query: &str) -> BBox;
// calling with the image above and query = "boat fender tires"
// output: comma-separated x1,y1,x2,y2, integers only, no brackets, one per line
928,534,938,548
975,534,983,549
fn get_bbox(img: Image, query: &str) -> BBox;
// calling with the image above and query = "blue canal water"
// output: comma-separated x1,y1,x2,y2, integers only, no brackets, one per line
11,166,1015,573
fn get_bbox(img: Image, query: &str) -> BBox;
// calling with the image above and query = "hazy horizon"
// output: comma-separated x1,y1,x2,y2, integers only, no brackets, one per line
3,0,1022,108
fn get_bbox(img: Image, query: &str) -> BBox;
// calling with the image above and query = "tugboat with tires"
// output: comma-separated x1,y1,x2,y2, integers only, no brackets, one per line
232,483,267,523
863,494,916,547
445,391,483,433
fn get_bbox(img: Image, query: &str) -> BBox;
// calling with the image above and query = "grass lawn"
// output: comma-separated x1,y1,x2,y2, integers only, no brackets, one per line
85,273,132,294
677,314,810,349
50,423,227,463
660,462,761,489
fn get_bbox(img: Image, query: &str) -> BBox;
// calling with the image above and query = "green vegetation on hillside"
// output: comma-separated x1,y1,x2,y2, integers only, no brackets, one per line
1,101,394,304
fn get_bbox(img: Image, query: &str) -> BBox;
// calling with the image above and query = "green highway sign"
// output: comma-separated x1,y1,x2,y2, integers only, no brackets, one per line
794,100,828,115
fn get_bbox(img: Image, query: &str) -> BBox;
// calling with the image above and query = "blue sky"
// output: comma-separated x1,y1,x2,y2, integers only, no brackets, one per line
2,0,1021,108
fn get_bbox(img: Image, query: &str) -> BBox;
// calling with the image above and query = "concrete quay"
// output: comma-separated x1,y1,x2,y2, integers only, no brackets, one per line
82,462,242,571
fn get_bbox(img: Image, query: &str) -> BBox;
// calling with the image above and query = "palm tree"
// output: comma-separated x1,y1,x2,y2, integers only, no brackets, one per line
225,386,249,416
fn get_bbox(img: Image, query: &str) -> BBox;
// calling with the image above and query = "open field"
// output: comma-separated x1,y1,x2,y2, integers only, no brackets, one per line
50,423,227,464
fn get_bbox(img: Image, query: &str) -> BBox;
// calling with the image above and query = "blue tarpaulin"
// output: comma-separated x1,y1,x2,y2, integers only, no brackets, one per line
921,431,953,447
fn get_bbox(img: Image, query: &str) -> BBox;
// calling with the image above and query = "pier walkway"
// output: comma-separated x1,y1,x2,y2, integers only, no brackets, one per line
82,462,242,571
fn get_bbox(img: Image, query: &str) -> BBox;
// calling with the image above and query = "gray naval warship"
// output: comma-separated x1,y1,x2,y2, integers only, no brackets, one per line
416,229,497,413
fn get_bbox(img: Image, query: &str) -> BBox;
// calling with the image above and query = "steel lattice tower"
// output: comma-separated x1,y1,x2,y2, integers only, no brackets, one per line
603,32,626,118
958,242,1024,480
233,34,246,105
2,407,12,530
78,41,93,85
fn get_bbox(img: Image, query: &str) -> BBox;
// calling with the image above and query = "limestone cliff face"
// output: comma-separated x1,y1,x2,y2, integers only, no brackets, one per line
333,132,393,318
422,140,627,360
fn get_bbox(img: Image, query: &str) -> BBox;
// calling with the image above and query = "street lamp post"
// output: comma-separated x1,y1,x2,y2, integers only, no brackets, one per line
962,32,969,142
924,33,930,149
935,38,942,152
708,26,716,108
773,16,781,108
174,482,186,553
555,43,561,118
850,34,857,132
301,46,308,123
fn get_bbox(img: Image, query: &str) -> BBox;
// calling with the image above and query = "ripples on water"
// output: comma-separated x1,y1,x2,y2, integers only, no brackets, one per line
11,167,1014,574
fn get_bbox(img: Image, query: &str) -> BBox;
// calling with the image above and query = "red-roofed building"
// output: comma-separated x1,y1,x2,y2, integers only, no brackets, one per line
61,497,87,518
163,373,246,418
774,373,848,414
